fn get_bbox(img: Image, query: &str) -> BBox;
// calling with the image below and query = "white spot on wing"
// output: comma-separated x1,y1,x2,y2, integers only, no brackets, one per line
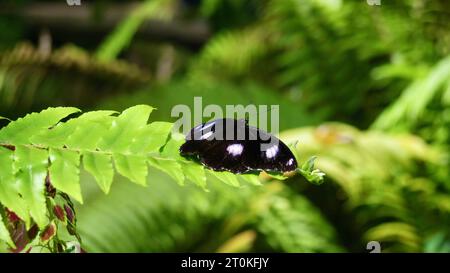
286,158,294,166
265,145,279,159
226,143,244,156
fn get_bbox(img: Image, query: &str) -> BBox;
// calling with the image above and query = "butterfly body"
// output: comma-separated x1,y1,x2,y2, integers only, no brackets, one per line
179,118,297,174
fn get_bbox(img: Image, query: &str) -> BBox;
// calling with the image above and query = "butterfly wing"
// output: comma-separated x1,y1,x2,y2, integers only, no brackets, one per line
179,119,217,156
248,126,298,172
180,118,297,173
199,140,251,173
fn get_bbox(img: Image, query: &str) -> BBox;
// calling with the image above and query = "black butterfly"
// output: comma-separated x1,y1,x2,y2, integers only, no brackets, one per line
179,118,298,174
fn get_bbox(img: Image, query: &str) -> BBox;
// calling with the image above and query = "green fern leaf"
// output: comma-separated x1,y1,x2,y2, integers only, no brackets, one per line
0,105,308,237
114,154,148,186
159,135,204,187
129,121,173,153
14,146,48,228
208,170,240,188
181,163,207,190
31,111,116,149
0,107,80,145
49,148,82,203
82,152,114,194
148,157,185,186
98,105,154,153
0,148,29,224
239,174,262,186
0,212,14,248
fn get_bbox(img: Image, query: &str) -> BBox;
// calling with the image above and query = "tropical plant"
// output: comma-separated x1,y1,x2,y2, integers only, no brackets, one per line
372,55,450,191
0,43,149,118
76,174,343,253
1,0,449,254
282,123,450,252
95,0,176,61
73,122,450,253
189,0,450,126
0,105,322,252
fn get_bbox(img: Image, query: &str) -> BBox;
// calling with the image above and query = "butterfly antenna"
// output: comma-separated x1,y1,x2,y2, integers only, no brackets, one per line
288,140,300,149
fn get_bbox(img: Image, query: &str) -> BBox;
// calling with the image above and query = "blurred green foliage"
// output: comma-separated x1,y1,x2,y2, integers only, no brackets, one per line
1,0,450,252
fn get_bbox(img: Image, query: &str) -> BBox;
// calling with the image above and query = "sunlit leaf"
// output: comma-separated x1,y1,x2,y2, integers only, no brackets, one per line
83,152,114,194
0,107,80,145
114,154,148,186
98,105,154,153
49,149,82,203
0,147,29,224
32,111,116,149
14,146,48,228
298,156,325,185
129,122,173,153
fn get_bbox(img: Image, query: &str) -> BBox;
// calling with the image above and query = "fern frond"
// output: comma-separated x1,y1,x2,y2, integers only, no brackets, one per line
1,105,328,249
281,123,448,252
254,184,343,252
372,55,450,131
0,209,14,248
0,105,265,232
189,26,269,80
0,43,150,117
76,172,342,253
1,43,149,84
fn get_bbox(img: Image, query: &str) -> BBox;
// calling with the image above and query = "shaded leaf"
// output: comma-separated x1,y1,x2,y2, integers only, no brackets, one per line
148,157,185,185
240,173,262,186
208,170,240,187
182,163,207,190
264,172,289,181
0,212,14,247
